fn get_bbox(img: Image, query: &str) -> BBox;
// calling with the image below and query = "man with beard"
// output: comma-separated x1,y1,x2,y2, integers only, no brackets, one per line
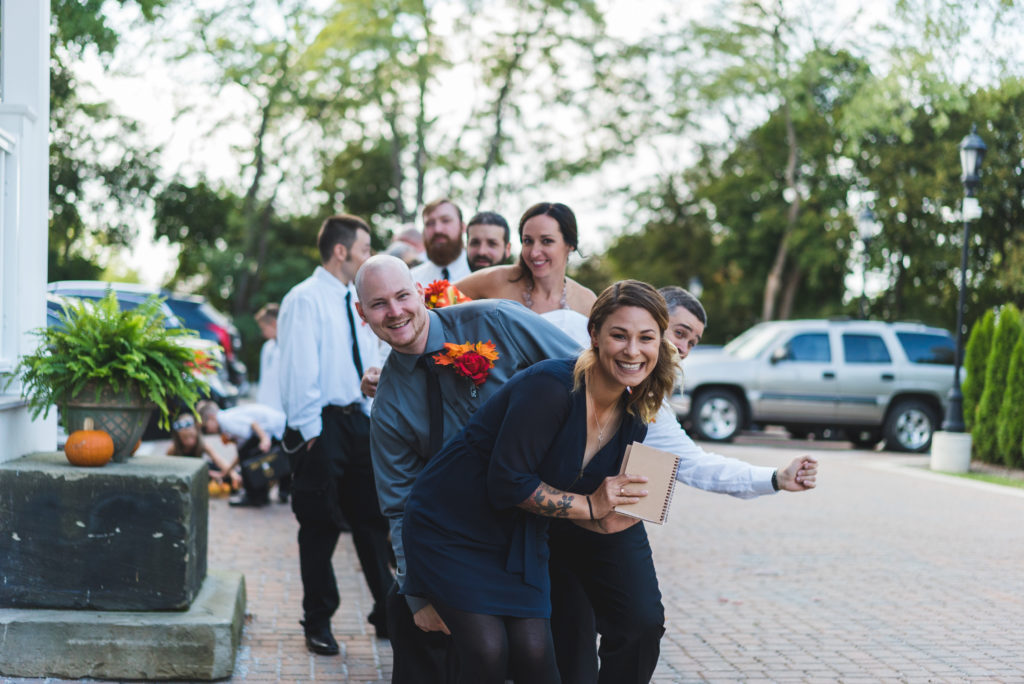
466,211,512,271
411,198,472,286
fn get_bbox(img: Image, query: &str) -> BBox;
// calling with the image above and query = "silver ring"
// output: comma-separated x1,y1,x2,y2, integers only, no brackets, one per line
619,486,624,496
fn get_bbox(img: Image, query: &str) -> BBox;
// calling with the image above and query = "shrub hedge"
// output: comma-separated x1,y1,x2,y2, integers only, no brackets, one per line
962,309,995,432
997,334,1024,468
973,305,1022,464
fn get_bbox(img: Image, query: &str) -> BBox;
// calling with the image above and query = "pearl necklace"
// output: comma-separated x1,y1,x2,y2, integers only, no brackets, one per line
523,280,568,310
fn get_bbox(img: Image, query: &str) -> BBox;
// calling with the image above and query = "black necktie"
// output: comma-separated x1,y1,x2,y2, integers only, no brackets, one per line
345,290,363,379
441,266,450,281
418,353,444,458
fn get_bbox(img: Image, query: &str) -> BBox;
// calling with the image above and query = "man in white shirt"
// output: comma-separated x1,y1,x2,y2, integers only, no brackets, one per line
255,303,283,413
197,400,287,507
409,198,472,286
277,214,393,656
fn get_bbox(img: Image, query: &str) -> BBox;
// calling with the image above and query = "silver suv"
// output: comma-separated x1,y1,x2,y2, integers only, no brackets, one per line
671,319,956,452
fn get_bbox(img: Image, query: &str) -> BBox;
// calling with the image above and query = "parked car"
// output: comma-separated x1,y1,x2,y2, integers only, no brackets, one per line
47,281,247,394
671,319,957,452
158,291,249,394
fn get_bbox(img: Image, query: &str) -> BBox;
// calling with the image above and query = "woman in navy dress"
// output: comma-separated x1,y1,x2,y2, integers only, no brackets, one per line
402,280,679,683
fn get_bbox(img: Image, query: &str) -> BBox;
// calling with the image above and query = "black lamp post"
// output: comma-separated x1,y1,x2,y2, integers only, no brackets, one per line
857,206,877,319
942,124,987,433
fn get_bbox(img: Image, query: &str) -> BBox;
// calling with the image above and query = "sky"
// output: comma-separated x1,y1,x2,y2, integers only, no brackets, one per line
73,0,920,291
73,0,689,287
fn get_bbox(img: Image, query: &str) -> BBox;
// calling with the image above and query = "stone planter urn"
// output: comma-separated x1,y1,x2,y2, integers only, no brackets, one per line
63,384,154,463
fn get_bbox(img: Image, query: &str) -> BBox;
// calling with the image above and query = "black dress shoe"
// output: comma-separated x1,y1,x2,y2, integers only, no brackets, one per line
228,493,269,508
367,610,389,639
301,621,339,656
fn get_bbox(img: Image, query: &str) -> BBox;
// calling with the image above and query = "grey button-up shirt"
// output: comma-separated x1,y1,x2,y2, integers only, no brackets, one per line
369,300,580,610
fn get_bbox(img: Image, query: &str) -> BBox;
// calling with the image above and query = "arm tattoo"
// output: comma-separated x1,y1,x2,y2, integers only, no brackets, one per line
523,483,574,518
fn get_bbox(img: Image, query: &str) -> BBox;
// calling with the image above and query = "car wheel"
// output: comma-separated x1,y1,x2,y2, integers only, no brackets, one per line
883,399,937,453
692,390,743,442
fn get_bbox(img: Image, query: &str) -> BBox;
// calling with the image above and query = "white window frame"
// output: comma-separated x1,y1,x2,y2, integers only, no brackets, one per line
0,125,16,375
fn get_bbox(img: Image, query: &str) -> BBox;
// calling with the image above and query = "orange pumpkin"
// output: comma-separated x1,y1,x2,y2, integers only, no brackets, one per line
64,417,114,467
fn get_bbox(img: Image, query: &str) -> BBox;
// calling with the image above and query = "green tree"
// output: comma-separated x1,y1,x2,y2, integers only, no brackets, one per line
604,50,863,344
962,308,995,432
49,0,168,280
850,81,1024,330
667,2,871,322
996,334,1024,468
974,305,1022,463
152,176,321,375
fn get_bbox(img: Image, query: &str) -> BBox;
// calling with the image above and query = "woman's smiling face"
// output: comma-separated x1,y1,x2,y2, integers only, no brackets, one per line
590,305,661,389
520,214,572,279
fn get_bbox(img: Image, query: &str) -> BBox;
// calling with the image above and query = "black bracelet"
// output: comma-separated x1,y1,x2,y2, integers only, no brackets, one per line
771,470,780,492
586,495,594,520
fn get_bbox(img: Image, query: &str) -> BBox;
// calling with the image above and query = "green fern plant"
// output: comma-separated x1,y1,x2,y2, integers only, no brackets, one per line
3,292,212,429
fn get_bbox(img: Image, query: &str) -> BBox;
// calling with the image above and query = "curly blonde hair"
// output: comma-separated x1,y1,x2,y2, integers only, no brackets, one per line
573,280,679,423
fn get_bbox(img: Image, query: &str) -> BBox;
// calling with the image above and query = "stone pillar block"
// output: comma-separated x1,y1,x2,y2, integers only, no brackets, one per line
0,452,208,610
0,570,245,680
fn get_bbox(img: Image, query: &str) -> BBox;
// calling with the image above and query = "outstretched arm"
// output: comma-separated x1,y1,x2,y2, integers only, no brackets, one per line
645,402,818,497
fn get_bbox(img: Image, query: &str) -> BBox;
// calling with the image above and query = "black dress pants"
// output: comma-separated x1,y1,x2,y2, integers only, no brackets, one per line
548,520,665,684
290,406,392,632
385,580,458,683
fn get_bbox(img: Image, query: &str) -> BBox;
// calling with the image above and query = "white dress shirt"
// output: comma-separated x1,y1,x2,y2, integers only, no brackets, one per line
410,250,471,287
645,403,777,497
278,266,380,440
216,403,287,442
257,338,283,412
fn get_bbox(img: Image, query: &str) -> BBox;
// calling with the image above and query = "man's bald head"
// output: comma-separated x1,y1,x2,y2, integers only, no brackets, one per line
355,254,415,301
355,255,430,355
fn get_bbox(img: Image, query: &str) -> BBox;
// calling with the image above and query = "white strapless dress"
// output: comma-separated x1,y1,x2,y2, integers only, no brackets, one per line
540,309,590,350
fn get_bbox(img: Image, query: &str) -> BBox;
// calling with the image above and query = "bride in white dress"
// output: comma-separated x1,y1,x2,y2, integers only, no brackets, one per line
455,202,596,328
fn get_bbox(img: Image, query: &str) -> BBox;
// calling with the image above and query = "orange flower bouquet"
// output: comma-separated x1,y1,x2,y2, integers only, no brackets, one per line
433,341,500,396
424,279,472,309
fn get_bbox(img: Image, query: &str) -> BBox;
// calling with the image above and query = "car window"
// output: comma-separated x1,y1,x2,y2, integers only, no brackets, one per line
842,334,892,364
896,332,956,365
725,324,783,359
779,333,831,362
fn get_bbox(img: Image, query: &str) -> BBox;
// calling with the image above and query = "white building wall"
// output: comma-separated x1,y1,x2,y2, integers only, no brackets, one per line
0,2,55,461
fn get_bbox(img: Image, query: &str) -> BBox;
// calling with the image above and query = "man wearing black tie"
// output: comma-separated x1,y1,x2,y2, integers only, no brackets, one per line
356,255,580,682
278,214,393,656
410,198,472,287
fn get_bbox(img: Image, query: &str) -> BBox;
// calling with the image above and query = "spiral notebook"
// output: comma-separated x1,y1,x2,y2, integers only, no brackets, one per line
614,442,681,525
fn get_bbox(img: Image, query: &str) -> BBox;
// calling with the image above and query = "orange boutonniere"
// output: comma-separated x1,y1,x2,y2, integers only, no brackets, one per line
433,341,499,396
424,279,473,309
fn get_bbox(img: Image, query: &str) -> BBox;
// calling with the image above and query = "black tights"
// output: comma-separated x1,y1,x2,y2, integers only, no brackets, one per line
434,602,560,684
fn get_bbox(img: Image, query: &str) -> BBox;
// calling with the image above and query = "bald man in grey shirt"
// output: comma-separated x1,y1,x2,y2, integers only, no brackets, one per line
356,255,579,682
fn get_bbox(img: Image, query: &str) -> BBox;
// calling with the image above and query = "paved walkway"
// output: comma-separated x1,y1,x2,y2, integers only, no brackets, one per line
5,441,1024,682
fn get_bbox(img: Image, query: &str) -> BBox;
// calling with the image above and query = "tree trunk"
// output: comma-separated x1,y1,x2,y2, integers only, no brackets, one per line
779,266,802,320
415,53,428,214
386,105,409,223
761,98,800,321
475,29,532,210
233,97,273,318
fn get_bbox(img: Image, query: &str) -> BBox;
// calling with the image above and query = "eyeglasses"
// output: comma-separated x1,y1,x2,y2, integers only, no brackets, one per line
172,417,196,431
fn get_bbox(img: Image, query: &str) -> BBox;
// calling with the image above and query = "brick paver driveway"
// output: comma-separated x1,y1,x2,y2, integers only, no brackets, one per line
651,444,1024,683
5,441,1023,683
